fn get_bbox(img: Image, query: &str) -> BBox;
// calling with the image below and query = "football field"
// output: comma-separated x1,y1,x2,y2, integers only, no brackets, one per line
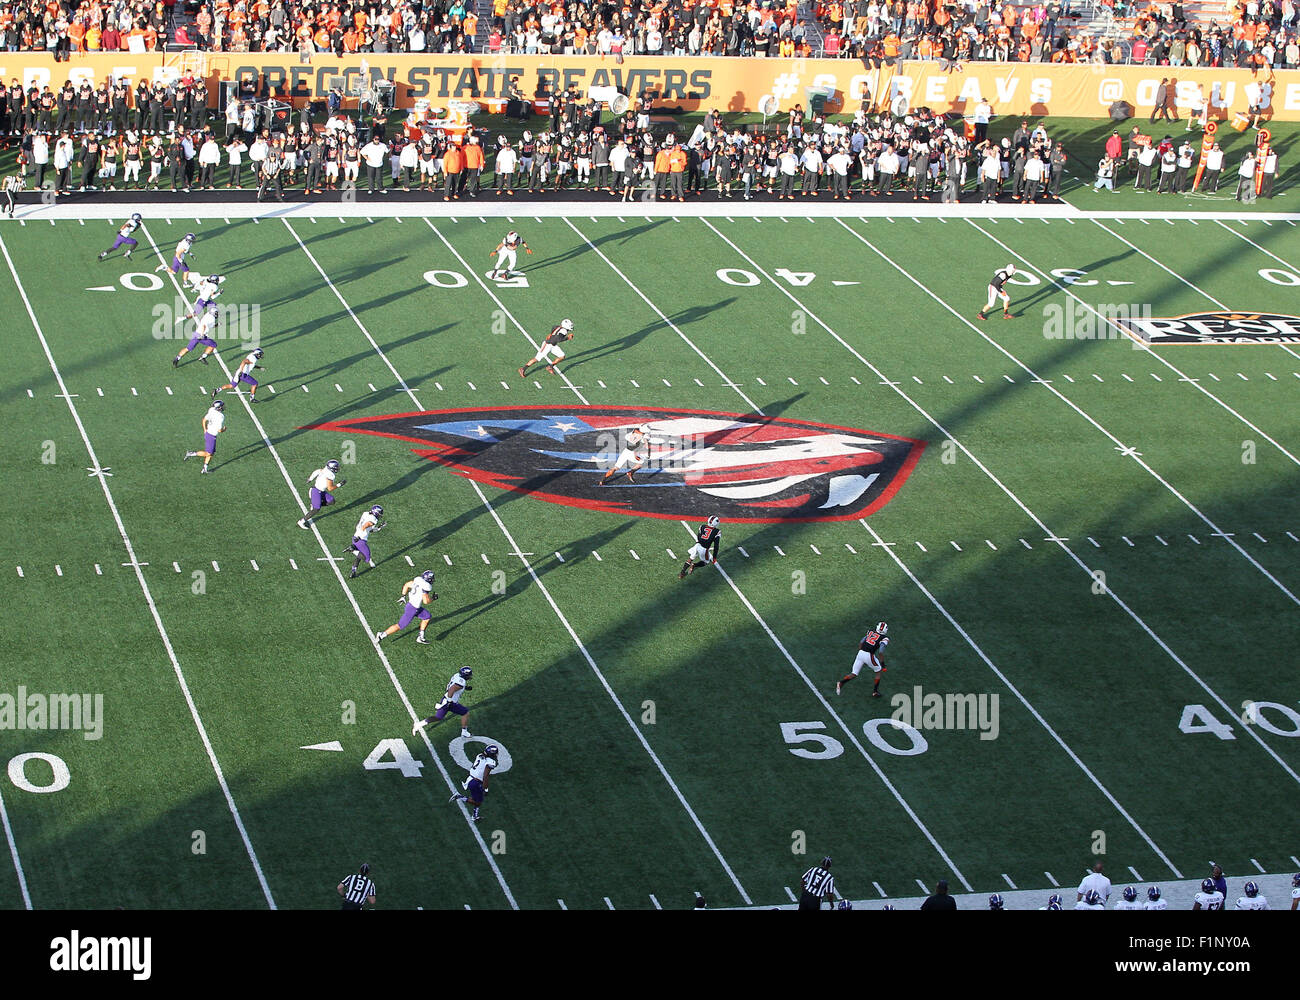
1,203,1299,910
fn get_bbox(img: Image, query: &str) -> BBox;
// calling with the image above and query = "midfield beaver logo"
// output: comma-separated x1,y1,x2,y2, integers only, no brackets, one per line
307,405,926,523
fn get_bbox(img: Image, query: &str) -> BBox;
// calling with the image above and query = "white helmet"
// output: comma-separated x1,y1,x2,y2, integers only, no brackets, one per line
560,318,574,331
1005,263,1017,276
707,515,720,528
876,621,889,635
638,424,650,435
507,230,519,242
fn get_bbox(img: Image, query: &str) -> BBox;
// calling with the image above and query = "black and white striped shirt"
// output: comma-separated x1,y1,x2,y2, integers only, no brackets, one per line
340,874,376,906
802,866,835,899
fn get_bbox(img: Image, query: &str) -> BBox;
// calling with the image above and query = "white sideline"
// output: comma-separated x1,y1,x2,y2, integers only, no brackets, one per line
143,224,520,909
698,218,1300,792
1,234,277,910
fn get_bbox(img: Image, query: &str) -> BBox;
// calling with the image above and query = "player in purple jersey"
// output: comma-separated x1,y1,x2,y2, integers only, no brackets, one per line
97,213,142,261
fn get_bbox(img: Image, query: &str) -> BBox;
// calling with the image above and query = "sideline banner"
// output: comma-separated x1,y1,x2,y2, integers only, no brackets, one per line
1,52,1296,121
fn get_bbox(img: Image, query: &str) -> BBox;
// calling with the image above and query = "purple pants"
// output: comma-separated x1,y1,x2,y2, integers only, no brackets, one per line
111,235,138,251
308,487,334,511
464,777,485,805
349,538,371,561
185,335,217,351
171,258,189,275
203,432,217,454
195,297,213,312
236,371,258,388
397,602,431,629
435,701,468,720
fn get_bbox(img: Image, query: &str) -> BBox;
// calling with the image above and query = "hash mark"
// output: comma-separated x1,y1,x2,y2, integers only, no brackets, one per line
1155,535,1167,546
810,544,821,554
784,887,797,902
666,549,676,560
916,542,927,552
1001,873,1017,889
755,377,767,386
985,539,996,551
591,551,602,562
738,547,749,558
1253,532,1267,543
15,567,21,578
1121,373,1133,382
94,564,102,575
950,541,962,552
1250,858,1265,873
1019,538,1032,549
1189,534,1200,544
845,543,857,554
443,554,453,566
629,550,639,561
405,555,414,567
250,560,259,571
1044,871,1059,887
55,565,62,577
1087,537,1100,548
173,562,181,573
873,882,886,897
774,545,786,556
289,559,298,570
1093,374,1104,382
1122,536,1134,547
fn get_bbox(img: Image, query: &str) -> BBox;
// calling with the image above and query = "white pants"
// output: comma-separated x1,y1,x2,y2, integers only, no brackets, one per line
984,284,1009,312
688,542,711,563
124,161,141,182
849,649,882,677
495,248,518,273
611,447,644,471
533,343,564,364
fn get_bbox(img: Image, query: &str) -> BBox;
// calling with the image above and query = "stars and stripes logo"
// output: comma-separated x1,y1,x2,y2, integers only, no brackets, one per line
306,406,925,523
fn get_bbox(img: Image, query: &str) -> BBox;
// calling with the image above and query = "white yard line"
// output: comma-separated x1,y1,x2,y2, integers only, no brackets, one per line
679,524,972,890
1091,218,1300,364
300,218,750,905
859,519,1180,877
146,223,518,909
2,234,276,910
0,786,30,909
699,218,1300,791
546,215,972,887
967,220,1300,469
832,218,1300,611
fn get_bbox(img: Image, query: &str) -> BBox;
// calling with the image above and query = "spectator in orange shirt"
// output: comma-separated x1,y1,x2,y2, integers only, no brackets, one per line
463,137,485,196
667,142,688,200
654,143,671,198
443,142,464,201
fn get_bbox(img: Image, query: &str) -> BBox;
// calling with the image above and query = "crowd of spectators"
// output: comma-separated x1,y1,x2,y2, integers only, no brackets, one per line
0,0,1291,67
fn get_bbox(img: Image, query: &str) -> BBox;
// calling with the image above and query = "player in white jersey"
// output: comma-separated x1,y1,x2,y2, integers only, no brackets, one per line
977,263,1016,321
343,504,384,579
173,304,220,367
449,743,498,823
376,570,437,645
97,213,141,260
183,398,226,474
413,666,474,737
600,424,650,485
214,347,264,402
1114,885,1143,910
298,460,346,528
157,232,196,276
489,230,532,279
185,273,226,315
1192,878,1225,910
518,318,573,378
1143,885,1168,910
1234,881,1268,910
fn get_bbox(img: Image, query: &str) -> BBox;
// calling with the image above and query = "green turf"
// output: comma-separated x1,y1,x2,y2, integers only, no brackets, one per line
1,202,1298,910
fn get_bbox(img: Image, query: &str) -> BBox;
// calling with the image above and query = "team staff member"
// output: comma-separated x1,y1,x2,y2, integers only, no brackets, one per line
338,863,376,910
443,141,464,201
798,856,841,911
361,134,388,194
653,141,671,199
463,135,485,197
667,140,688,201
921,878,957,910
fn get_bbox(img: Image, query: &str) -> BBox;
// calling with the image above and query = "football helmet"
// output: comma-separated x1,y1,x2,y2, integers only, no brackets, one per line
1293,873,1300,888
988,893,1004,910
881,904,894,911
1201,878,1216,894
370,505,383,518
1148,886,1162,901
1244,881,1259,898
211,398,225,411
1084,890,1102,906
1005,263,1016,275
1122,886,1137,902
876,621,889,635
458,667,473,681
130,212,142,223
507,230,519,242
638,424,650,435
837,900,853,910
707,515,721,529
252,348,264,359
420,570,435,584
560,318,574,331
484,744,499,759
1046,900,1062,911
1047,893,1062,907
326,460,340,473
208,274,219,283
185,232,195,242
522,130,532,140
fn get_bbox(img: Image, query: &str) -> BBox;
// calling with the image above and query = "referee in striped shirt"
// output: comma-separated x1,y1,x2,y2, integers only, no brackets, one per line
799,856,842,911
338,863,377,910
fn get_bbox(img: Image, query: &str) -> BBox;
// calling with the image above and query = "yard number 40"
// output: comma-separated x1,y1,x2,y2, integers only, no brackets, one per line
1179,701,1300,741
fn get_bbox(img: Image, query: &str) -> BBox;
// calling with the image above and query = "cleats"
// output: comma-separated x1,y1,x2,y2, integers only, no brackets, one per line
415,633,430,645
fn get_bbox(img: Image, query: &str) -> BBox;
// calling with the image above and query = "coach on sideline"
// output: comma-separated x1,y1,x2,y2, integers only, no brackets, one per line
338,863,377,910
798,856,841,911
